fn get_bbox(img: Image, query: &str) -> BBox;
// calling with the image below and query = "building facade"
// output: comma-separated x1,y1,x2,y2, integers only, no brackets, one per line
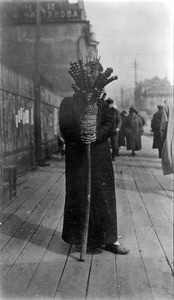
0,0,99,97
134,77,173,116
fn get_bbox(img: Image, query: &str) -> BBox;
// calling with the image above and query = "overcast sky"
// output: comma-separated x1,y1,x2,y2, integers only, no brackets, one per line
84,0,173,98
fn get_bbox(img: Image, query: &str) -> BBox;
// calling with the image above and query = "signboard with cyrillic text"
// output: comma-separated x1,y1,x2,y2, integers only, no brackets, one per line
0,2,81,24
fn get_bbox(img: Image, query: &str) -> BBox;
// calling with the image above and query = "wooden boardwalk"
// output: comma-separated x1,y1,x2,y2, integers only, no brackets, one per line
0,135,173,300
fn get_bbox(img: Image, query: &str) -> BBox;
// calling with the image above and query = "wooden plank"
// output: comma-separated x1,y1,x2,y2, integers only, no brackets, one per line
122,138,173,226
130,155,173,225
0,170,49,224
1,160,65,223
24,218,70,298
1,184,65,297
136,171,172,224
134,142,170,182
0,172,63,250
132,174,173,269
149,172,173,199
87,249,119,299
139,136,163,175
55,246,92,299
123,171,173,300
0,174,64,281
114,170,153,300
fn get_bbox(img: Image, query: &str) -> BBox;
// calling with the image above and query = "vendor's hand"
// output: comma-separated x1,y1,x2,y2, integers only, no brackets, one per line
115,128,119,133
81,133,96,144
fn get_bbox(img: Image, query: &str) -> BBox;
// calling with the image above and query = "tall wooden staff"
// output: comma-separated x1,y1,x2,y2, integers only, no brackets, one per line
79,99,98,261
80,142,91,261
68,59,118,261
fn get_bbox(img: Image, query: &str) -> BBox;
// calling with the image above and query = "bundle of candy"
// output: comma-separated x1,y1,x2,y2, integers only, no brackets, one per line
68,58,118,137
68,58,118,104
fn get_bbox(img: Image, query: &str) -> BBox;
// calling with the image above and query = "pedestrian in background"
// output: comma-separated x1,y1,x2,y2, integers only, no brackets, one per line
160,98,174,175
118,110,128,148
151,104,164,158
129,107,146,127
106,98,122,160
137,112,146,127
125,107,143,156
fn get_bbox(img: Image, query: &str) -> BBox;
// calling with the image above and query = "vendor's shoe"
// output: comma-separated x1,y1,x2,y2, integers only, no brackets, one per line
112,156,115,161
131,152,135,156
100,244,130,255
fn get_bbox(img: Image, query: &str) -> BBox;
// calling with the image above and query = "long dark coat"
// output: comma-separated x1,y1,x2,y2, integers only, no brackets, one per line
151,110,163,149
125,114,143,151
118,113,127,146
110,108,122,152
59,97,118,247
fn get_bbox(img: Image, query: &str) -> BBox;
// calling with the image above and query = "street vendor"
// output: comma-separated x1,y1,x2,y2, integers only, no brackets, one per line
59,59,129,255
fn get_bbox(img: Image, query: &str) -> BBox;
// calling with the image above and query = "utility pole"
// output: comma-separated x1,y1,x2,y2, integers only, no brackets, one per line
132,59,139,104
120,87,124,107
132,59,139,88
34,1,42,165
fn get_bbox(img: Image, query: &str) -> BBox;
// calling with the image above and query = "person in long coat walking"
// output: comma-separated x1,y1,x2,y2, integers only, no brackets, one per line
151,105,164,158
59,82,129,254
118,110,128,147
160,98,174,175
125,107,143,156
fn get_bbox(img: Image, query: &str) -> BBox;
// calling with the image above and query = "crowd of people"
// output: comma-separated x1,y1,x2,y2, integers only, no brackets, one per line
105,100,144,160
58,101,145,161
103,97,173,176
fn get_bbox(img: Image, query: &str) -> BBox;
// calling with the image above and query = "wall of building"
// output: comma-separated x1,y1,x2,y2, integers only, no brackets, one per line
0,64,62,177
0,1,99,98
1,23,84,95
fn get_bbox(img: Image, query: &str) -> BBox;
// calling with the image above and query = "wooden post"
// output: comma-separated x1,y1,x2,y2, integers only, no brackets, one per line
34,1,42,165
80,143,91,261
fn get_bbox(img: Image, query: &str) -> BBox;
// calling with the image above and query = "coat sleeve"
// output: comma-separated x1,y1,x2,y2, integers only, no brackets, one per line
138,116,144,135
95,102,115,143
124,116,130,135
116,110,122,130
59,97,81,143
160,106,168,143
151,115,155,131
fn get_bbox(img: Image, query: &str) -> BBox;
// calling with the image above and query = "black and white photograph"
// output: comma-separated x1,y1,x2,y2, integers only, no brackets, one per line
0,0,173,299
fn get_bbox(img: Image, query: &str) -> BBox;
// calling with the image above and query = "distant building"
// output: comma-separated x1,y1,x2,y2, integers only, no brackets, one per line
134,77,173,115
120,87,134,111
0,0,99,97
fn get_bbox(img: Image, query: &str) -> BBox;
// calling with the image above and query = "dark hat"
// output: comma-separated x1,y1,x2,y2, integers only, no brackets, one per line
157,101,164,108
121,110,127,115
129,107,138,113
106,98,114,105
